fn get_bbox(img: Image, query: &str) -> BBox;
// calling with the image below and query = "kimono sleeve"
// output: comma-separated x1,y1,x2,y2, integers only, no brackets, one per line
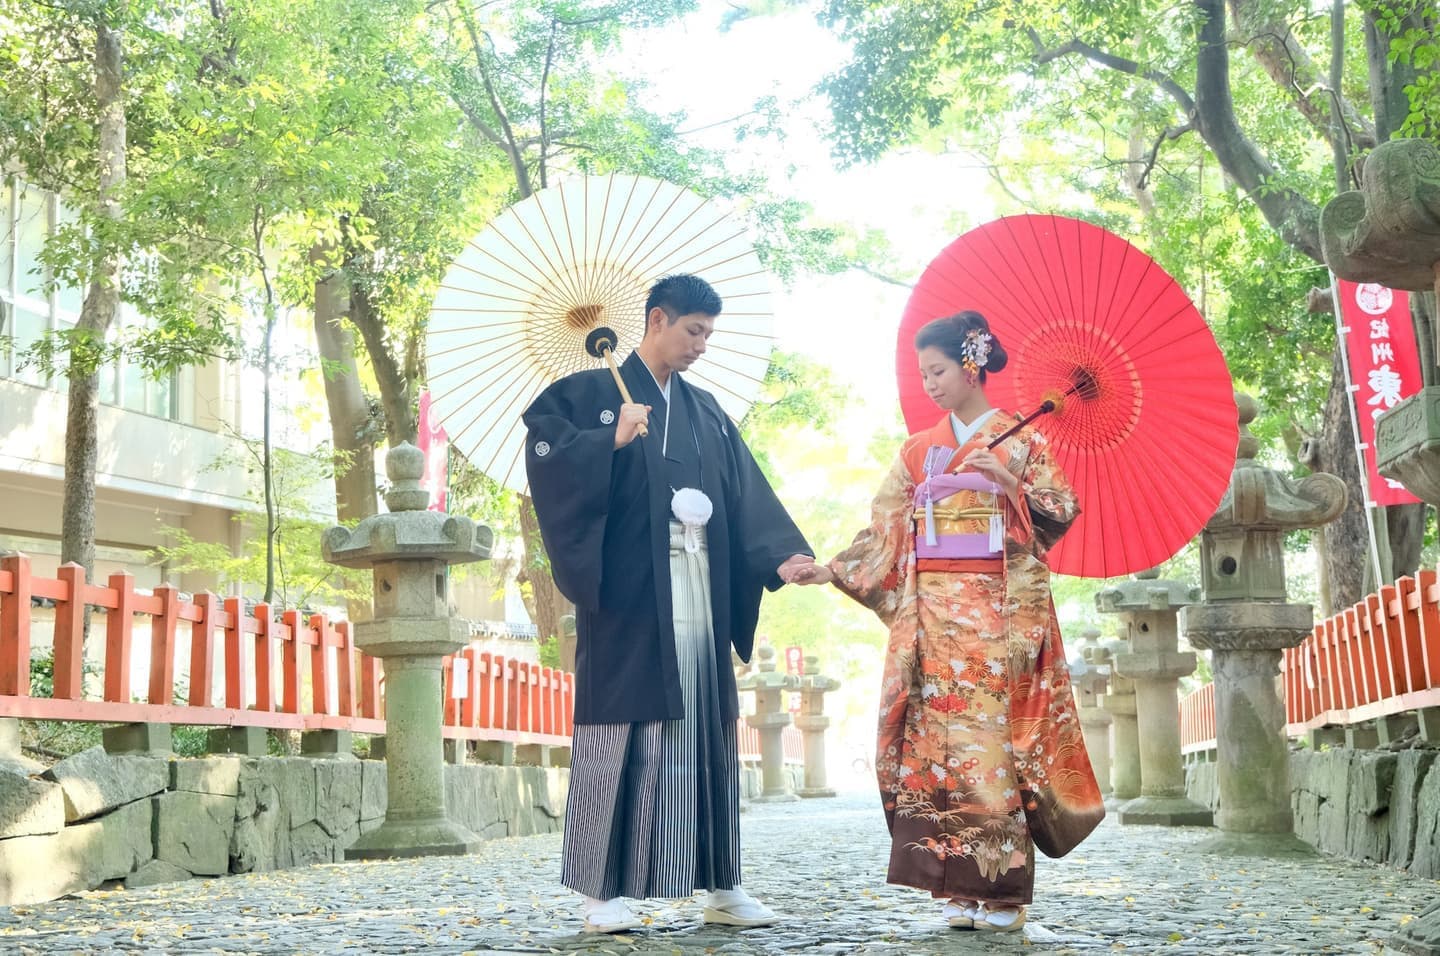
726,424,812,590
826,455,913,627
521,379,616,611
1016,428,1079,554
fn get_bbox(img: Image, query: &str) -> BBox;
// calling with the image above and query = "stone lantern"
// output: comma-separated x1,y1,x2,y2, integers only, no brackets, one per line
1098,636,1141,806
1069,629,1113,799
1097,570,1211,827
738,645,799,803
1321,137,1440,503
794,654,840,799
323,443,492,859
1179,395,1345,854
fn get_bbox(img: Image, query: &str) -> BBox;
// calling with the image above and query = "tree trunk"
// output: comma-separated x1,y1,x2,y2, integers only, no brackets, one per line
1316,343,1370,611
1192,0,1323,261
1228,0,1376,151
348,283,416,447
60,20,125,576
312,257,378,623
516,495,573,651
1388,503,1426,582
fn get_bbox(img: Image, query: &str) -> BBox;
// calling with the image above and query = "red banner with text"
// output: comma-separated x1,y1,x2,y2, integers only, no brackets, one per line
1337,279,1423,507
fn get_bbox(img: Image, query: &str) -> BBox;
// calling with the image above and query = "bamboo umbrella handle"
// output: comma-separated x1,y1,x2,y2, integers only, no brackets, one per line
600,346,649,437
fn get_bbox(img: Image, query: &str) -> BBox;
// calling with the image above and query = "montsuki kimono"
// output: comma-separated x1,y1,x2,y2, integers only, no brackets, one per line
828,410,1104,905
524,352,812,900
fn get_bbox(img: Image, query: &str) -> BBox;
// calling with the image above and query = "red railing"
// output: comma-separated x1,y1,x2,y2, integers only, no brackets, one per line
442,646,573,743
1178,566,1440,751
0,554,572,747
1179,681,1215,755
736,720,804,764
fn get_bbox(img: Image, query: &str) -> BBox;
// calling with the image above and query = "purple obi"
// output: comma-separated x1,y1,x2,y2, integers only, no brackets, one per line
913,471,1004,560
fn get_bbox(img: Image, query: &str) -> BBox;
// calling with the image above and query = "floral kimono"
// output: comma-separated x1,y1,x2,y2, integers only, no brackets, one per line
828,411,1104,905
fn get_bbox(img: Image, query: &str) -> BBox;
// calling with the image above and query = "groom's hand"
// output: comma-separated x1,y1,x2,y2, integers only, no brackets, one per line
777,554,833,585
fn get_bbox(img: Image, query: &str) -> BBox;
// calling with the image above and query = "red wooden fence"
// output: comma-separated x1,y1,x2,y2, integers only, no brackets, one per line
736,720,804,765
1179,567,1440,752
0,554,572,748
1179,681,1215,755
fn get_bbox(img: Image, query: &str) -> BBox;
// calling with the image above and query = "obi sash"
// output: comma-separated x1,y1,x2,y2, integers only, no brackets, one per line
913,471,1004,560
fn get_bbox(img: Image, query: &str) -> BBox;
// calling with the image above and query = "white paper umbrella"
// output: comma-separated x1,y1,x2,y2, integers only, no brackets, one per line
426,173,775,493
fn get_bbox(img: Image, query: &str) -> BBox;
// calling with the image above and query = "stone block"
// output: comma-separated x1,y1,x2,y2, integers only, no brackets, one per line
277,758,317,829
126,859,192,888
446,763,506,839
207,727,268,756
0,765,64,839
63,797,154,884
301,730,354,759
0,719,20,758
515,743,549,767
43,747,169,822
314,759,361,845
360,759,387,824
290,820,339,866
1185,759,1219,811
1420,708,1440,743
1350,752,1397,816
443,738,468,765
1314,750,1354,857
154,791,237,876
232,760,285,874
1411,756,1440,879
102,722,173,756
1377,713,1419,747
0,719,41,773
171,757,242,796
1389,749,1438,870
1345,724,1381,750
474,740,514,765
0,832,87,904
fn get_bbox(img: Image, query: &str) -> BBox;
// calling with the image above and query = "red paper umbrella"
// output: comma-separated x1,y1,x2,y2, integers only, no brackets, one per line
897,214,1238,579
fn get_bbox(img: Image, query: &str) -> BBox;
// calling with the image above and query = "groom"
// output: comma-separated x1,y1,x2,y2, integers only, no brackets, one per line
523,273,818,933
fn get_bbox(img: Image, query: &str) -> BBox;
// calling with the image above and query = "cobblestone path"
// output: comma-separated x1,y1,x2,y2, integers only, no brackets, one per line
1,792,1433,954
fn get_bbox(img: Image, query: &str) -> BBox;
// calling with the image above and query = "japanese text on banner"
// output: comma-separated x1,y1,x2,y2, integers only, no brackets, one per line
1337,280,1422,507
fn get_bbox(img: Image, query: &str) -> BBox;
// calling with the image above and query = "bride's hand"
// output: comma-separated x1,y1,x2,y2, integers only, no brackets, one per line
960,449,1019,495
778,556,834,586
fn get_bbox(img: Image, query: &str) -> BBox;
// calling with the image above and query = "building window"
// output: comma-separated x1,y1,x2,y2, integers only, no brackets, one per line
1,177,178,419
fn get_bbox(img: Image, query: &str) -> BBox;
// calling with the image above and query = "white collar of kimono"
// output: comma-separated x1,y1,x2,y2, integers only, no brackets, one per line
950,408,997,446
640,360,674,454
640,359,673,403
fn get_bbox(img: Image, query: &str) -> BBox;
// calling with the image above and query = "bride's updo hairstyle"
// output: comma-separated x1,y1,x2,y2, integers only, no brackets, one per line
914,310,1009,384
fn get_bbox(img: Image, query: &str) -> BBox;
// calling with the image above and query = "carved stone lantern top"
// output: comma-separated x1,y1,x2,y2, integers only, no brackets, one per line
322,443,492,569
1320,137,1440,292
799,654,841,693
1095,570,1200,614
738,644,797,691
1204,394,1346,535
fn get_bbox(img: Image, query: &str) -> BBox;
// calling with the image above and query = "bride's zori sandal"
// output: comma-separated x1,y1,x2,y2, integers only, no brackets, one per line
975,904,1027,933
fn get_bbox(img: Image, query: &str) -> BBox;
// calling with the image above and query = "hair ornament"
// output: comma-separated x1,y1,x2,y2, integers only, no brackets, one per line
960,329,993,375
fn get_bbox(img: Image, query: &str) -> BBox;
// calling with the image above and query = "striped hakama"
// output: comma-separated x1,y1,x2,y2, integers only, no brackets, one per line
560,522,742,900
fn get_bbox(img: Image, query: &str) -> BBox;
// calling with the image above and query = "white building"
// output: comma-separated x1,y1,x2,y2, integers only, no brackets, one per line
0,176,533,662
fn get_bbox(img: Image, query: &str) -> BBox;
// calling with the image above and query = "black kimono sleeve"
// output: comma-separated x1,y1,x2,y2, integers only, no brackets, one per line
522,378,616,611
729,425,812,588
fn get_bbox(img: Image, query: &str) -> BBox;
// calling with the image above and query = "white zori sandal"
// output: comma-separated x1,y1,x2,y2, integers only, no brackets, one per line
975,903,1027,932
942,898,983,929
701,887,780,927
581,897,642,934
